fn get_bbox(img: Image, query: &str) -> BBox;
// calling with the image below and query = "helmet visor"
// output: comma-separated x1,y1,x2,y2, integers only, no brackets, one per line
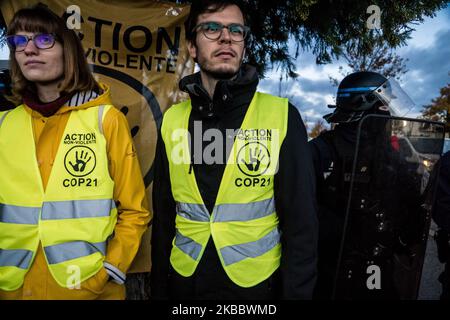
373,79,416,116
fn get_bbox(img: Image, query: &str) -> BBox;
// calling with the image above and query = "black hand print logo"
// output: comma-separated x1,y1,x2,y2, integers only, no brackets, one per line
243,147,266,172
120,106,140,138
64,146,97,177
69,150,91,173
237,142,271,177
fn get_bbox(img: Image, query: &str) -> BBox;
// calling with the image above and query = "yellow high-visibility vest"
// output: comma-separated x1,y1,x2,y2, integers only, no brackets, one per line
161,92,288,287
0,105,117,291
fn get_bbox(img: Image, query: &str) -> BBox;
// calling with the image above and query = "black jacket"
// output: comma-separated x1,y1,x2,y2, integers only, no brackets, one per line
433,151,450,232
151,64,317,299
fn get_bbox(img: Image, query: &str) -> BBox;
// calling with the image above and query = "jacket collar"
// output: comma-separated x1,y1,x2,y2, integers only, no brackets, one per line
179,64,259,118
24,83,113,118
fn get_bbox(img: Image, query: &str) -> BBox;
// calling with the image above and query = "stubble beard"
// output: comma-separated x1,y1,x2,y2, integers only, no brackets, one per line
199,56,242,80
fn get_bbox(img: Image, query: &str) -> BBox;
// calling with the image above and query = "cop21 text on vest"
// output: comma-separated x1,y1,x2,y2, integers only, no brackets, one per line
84,17,180,73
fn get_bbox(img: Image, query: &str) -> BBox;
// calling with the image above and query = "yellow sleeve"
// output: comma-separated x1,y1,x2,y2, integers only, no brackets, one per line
102,106,151,283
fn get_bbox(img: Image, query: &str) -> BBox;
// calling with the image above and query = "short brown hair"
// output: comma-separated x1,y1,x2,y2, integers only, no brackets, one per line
7,5,99,103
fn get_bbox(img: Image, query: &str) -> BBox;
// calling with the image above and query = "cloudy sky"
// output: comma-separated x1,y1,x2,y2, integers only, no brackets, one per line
258,5,450,129
1,4,449,130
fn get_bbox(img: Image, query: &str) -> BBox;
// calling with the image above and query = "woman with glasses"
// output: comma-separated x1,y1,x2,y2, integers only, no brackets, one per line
0,5,150,300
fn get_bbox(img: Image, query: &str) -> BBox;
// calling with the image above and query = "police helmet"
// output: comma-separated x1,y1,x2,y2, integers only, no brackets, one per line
324,71,389,124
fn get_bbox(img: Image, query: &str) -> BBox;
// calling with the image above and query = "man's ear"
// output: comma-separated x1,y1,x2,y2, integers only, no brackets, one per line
187,40,197,60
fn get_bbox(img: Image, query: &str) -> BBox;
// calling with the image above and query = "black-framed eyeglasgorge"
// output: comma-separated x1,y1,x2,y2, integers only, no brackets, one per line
194,22,250,42
6,33,58,52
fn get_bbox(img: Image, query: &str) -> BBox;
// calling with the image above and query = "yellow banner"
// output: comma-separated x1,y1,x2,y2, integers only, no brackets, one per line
1,0,194,272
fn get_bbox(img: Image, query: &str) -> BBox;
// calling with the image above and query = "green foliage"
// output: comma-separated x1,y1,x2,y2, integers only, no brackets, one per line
1,0,447,77
175,0,446,76
329,31,409,86
422,81,450,132
308,118,327,138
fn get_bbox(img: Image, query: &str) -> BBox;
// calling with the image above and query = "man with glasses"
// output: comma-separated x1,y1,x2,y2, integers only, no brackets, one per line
151,0,317,300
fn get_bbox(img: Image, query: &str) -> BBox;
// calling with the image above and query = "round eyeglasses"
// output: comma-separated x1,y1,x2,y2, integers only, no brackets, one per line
194,22,250,42
6,33,57,52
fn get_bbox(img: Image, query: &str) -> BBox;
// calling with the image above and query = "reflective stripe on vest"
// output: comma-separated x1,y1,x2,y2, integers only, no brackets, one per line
44,241,107,265
174,231,202,261
0,199,114,224
220,228,281,266
0,105,116,290
163,92,288,287
174,198,277,264
41,199,115,220
176,202,209,222
213,197,275,222
0,204,40,225
176,198,275,223
0,249,33,269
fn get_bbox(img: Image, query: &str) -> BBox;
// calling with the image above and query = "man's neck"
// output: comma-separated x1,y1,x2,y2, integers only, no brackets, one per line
35,81,62,103
200,72,219,99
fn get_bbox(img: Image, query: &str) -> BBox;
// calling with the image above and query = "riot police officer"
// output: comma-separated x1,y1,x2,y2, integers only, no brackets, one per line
310,71,392,299
310,71,441,300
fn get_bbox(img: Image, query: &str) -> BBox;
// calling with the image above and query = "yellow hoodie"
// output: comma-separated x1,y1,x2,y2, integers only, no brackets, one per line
0,84,151,300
